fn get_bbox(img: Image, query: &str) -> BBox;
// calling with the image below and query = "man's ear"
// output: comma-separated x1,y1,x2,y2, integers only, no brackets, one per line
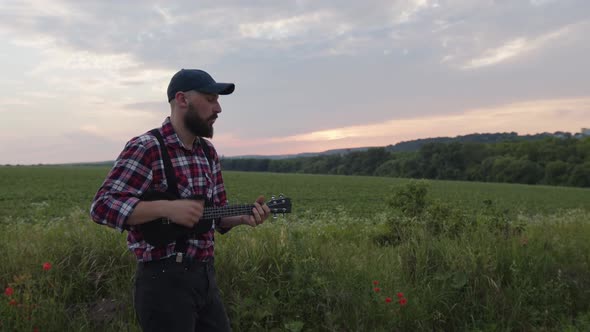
174,92,188,106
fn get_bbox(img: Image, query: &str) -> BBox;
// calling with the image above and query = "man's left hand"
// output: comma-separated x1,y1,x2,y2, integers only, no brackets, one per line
241,195,271,227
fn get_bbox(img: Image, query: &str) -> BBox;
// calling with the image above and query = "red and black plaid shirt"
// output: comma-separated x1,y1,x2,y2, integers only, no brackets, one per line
90,117,228,262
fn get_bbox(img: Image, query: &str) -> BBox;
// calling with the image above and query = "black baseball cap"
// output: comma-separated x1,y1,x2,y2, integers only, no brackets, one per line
167,69,235,102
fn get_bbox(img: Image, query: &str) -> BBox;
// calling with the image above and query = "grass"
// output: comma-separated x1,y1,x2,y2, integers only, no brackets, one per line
1,167,590,331
2,167,589,220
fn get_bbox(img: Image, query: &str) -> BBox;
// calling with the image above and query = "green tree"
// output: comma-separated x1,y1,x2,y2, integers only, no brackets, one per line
491,156,543,184
568,162,590,187
544,161,570,185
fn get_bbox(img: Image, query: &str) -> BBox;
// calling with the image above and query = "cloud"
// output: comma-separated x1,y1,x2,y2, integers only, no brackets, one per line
0,0,589,163
0,0,459,63
462,38,528,69
0,128,124,164
201,96,590,158
530,0,558,6
265,97,590,145
392,0,438,24
122,101,169,113
0,1,237,69
461,26,571,69
2,0,586,65
152,4,175,25
239,12,336,40
0,98,31,108
30,48,140,75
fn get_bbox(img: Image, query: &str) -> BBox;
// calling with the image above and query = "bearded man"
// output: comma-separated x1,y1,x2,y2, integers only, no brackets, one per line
91,69,270,331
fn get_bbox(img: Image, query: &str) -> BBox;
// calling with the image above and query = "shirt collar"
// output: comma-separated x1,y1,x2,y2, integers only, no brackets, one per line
161,117,200,151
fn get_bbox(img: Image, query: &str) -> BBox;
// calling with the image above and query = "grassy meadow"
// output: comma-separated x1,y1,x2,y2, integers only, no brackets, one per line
0,166,589,331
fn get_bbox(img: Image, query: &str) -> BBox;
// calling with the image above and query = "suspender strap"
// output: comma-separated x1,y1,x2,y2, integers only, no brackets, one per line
148,130,216,255
149,129,188,254
199,137,213,170
149,129,179,197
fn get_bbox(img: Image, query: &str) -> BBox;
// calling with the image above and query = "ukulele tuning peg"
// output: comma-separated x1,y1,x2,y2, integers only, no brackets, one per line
272,213,278,219
279,193,284,199
271,195,276,201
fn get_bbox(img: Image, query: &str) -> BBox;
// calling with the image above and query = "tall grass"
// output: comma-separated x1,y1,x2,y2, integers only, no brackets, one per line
1,167,590,331
0,209,137,331
216,201,590,331
1,204,589,331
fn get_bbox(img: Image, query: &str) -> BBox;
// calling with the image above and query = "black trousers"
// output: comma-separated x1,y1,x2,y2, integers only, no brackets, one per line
133,257,231,332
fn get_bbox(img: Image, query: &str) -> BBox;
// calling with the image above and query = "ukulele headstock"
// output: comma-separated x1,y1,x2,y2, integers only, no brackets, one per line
267,194,292,218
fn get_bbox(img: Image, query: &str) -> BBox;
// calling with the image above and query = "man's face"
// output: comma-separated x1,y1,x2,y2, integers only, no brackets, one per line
183,92,221,138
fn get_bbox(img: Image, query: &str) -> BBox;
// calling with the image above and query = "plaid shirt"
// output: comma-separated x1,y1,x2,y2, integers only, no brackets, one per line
90,117,228,262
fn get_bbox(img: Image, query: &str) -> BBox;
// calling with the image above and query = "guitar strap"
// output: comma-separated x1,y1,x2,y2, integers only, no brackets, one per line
149,129,215,255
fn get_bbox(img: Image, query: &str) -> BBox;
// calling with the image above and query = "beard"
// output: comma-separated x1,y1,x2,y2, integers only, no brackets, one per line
184,103,216,138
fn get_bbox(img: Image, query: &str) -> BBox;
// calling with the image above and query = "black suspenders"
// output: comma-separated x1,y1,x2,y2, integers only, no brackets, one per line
149,129,180,197
148,129,214,253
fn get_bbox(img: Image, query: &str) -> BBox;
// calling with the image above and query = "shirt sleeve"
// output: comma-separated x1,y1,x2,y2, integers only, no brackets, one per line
90,139,154,232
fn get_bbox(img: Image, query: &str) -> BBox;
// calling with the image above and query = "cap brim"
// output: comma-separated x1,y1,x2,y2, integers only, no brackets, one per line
198,83,235,95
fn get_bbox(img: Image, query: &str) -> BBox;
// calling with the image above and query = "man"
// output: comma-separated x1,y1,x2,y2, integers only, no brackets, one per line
90,69,271,331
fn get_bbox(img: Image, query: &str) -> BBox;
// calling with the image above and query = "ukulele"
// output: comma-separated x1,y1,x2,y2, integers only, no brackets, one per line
139,192,292,246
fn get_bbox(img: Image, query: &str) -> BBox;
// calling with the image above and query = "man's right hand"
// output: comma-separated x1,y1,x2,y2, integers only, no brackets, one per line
126,198,204,227
164,199,205,228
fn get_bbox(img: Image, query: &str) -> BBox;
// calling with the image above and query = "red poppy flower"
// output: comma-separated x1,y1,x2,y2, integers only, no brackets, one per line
396,292,404,298
373,287,381,293
9,299,17,306
399,298,408,306
34,328,40,332
373,280,379,286
385,297,392,303
42,262,52,271
4,287,13,297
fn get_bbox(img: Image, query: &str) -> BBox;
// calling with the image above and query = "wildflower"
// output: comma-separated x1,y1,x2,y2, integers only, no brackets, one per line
399,298,408,306
373,280,379,286
4,287,14,297
396,292,404,298
373,287,381,293
9,299,18,306
385,297,392,303
34,328,40,332
42,262,52,271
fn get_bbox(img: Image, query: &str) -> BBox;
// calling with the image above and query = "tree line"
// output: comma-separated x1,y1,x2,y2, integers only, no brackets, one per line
221,136,590,187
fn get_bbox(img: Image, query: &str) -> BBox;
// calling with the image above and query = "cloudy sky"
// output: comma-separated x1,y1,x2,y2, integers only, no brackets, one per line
1,0,589,164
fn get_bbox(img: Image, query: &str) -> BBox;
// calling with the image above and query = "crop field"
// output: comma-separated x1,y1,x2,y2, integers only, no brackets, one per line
2,167,589,221
1,166,589,331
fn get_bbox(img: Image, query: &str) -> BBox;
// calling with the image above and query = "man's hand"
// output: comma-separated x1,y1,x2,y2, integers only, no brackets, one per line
240,195,271,227
126,198,204,227
165,199,205,228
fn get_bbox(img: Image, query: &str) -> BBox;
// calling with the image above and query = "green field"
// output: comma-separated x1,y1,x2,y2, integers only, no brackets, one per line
2,166,589,221
1,166,589,331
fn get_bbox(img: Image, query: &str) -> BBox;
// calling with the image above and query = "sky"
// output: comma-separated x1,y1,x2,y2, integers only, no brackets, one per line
0,0,589,164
